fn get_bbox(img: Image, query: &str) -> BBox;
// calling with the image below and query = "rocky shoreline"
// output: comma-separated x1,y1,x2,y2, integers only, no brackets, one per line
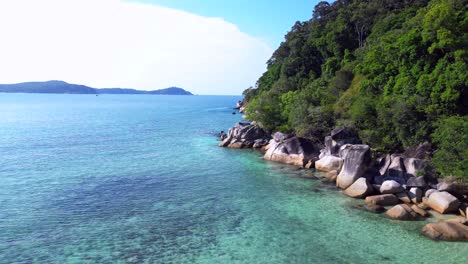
219,109,468,242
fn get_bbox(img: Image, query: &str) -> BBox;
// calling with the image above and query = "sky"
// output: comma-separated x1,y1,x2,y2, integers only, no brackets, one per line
0,0,317,95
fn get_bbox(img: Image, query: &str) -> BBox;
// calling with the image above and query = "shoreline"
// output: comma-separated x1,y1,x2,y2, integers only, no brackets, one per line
219,106,468,242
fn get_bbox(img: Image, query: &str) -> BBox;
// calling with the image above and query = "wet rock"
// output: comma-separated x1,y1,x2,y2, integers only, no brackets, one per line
336,145,371,189
411,205,428,217
264,136,320,167
380,180,405,194
409,187,423,203
227,142,244,149
314,155,343,172
365,204,386,213
343,177,374,198
385,204,418,220
325,170,338,182
365,194,399,206
422,221,468,241
426,191,461,214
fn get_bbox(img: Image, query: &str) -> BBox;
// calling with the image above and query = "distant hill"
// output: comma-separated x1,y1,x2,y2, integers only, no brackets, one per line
0,81,193,95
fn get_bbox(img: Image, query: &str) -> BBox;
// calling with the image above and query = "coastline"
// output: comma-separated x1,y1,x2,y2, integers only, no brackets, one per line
220,102,468,242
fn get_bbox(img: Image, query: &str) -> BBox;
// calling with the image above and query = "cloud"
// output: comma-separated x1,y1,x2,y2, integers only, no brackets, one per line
0,0,273,95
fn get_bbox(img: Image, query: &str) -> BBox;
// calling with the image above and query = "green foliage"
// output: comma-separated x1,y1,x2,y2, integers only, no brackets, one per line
431,116,468,182
244,0,467,178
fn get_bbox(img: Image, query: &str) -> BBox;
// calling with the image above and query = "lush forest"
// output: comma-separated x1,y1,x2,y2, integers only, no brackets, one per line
243,0,467,180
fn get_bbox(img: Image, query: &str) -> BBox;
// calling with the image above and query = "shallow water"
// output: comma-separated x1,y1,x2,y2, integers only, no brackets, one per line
0,94,466,264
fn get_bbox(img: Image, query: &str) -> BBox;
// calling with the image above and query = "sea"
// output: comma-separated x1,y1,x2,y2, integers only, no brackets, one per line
0,94,467,264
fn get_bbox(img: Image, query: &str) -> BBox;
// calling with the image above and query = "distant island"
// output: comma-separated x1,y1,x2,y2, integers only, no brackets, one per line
0,80,193,95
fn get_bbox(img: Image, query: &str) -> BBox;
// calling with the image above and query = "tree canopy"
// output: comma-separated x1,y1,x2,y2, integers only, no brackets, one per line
244,0,467,180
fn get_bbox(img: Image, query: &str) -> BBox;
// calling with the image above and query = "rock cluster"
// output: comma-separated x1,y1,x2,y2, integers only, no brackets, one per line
313,130,467,240
219,118,468,241
218,122,270,149
263,132,320,167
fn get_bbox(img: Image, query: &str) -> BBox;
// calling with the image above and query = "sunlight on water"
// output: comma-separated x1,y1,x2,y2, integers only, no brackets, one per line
0,94,466,264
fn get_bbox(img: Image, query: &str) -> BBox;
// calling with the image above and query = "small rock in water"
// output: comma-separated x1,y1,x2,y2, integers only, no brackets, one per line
422,221,468,241
385,204,418,220
364,204,386,214
365,194,399,206
411,204,428,217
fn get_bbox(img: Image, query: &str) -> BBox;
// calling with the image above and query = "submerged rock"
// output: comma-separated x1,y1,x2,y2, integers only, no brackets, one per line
365,194,399,206
385,204,418,220
364,204,386,213
411,204,428,217
336,145,371,189
264,136,320,167
422,221,468,241
325,170,338,182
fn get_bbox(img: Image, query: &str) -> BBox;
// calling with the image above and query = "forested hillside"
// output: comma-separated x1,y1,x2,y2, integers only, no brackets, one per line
243,0,467,179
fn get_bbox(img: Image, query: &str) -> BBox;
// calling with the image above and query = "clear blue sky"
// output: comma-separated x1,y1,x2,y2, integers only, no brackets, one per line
130,0,320,48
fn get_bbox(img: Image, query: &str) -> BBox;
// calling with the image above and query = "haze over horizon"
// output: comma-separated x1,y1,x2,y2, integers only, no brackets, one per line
0,0,317,95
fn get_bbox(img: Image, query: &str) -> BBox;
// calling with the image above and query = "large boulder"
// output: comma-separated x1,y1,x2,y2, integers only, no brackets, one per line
330,128,360,144
252,139,269,149
426,191,461,214
320,128,360,157
425,189,437,198
365,194,399,206
272,132,295,142
380,180,405,194
343,177,374,198
379,154,408,184
264,136,320,167
219,122,269,149
403,142,431,159
403,158,427,178
314,155,343,172
336,145,371,189
385,204,418,220
422,221,468,241
406,176,428,189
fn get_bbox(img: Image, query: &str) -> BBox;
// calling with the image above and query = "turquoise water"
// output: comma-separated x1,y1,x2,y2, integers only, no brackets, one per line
0,94,466,264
